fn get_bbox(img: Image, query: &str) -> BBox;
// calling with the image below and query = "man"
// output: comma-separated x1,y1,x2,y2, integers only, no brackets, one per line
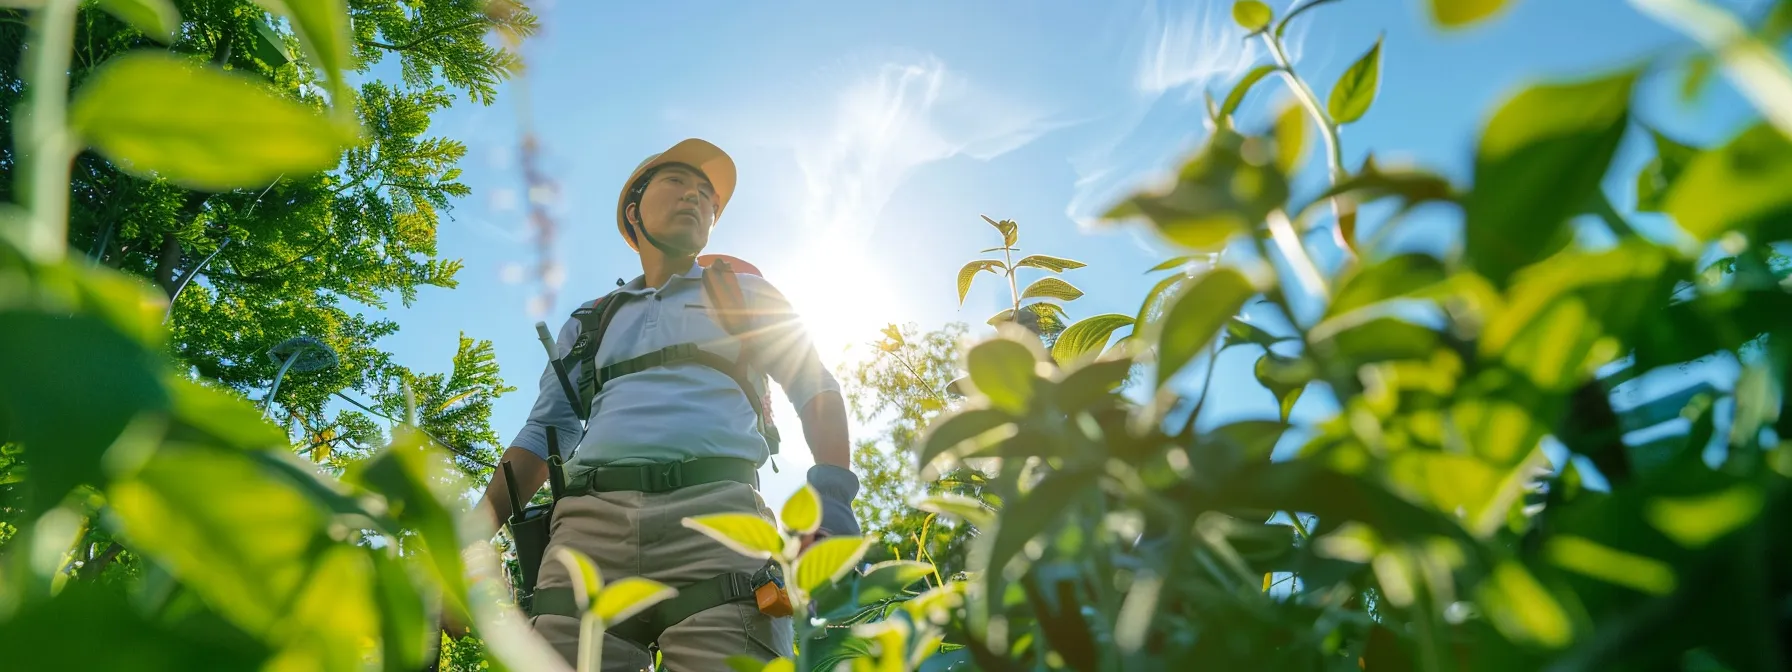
474,138,860,670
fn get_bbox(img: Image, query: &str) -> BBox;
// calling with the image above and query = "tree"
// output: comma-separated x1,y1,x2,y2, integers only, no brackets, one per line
0,0,538,464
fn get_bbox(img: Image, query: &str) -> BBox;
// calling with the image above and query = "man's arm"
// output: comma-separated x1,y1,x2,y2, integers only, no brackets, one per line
797,390,851,470
473,447,551,531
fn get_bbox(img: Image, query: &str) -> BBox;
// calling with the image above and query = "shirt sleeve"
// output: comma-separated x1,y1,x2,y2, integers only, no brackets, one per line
741,276,841,410
506,314,588,462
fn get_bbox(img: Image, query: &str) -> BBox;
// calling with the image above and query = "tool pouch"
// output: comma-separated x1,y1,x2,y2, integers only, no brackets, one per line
753,564,793,618
508,502,553,607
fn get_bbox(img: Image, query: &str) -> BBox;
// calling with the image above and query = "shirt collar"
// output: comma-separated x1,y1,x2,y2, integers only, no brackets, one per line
617,261,703,295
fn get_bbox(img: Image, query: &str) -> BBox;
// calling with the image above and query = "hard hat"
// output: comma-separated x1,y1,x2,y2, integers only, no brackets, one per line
615,138,737,251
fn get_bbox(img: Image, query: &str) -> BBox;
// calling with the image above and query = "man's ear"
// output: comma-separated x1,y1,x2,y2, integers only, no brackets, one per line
625,203,640,226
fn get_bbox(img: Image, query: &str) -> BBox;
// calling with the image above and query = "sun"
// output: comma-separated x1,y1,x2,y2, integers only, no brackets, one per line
775,243,904,371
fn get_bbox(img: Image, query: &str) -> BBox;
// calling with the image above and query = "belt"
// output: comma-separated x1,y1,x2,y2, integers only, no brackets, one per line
565,457,759,496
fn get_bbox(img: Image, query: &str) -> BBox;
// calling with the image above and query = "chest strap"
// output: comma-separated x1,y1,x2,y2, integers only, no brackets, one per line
591,343,781,455
566,457,758,496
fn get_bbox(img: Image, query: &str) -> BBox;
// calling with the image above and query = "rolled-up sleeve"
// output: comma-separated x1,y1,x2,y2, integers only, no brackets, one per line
506,314,588,461
742,277,840,409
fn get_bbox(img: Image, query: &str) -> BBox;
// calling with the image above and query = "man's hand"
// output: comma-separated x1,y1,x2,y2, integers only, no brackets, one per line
806,463,861,537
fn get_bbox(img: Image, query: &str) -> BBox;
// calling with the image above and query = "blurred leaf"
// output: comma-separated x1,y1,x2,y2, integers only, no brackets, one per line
1617,381,1719,433
370,550,428,672
681,513,787,561
166,377,285,449
782,484,822,536
1020,277,1084,302
554,546,604,615
966,338,1040,414
1477,561,1572,649
1327,37,1383,124
1428,0,1511,27
1317,157,1457,215
96,0,180,42
984,467,1101,579
982,215,1019,247
1273,101,1307,174
1224,316,1289,349
1662,123,1792,241
1255,352,1310,422
1232,0,1272,32
595,577,677,624
1156,267,1254,389
1312,316,1439,369
1465,70,1636,286
0,583,270,671
1645,484,1763,549
1220,65,1277,121
272,545,380,671
70,52,358,191
254,0,352,100
1483,242,1677,393
1055,357,1136,411
918,408,1015,470
1052,314,1134,363
916,493,996,529
344,429,474,618
1327,253,1448,318
1634,126,1699,213
107,443,327,635
0,311,168,513
1543,534,1677,596
957,260,1004,306
1014,255,1087,273
1148,256,1200,273
726,655,765,672
1102,130,1289,251
249,17,290,66
856,561,937,605
1136,271,1188,330
795,536,874,594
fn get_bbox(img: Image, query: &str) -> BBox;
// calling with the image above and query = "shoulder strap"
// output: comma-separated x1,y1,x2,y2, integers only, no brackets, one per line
567,291,629,422
700,258,782,457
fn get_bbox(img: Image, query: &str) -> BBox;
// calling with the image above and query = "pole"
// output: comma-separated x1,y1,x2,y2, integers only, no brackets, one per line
535,321,584,422
263,349,301,418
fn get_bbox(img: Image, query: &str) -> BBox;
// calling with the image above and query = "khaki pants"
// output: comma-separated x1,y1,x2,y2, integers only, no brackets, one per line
530,479,795,671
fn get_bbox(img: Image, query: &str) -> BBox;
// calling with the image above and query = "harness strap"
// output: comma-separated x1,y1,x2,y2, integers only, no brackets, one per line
529,571,762,648
566,457,759,496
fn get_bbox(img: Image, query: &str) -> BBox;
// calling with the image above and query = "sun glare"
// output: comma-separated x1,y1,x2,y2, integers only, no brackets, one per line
778,243,903,371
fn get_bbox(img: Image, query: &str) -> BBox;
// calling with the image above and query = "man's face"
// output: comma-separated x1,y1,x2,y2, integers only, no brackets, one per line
629,164,716,252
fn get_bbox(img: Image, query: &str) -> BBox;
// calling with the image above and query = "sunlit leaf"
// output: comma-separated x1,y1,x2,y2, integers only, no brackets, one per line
1101,130,1288,251
1316,156,1457,215
956,260,1004,306
1465,70,1636,286
1428,0,1512,27
1147,256,1200,273
343,428,473,618
96,0,180,42
795,536,874,594
915,493,996,529
726,655,766,672
966,338,1040,414
1051,314,1134,363
0,583,271,671
1273,100,1307,174
1662,123,1792,241
1543,535,1677,596
594,577,677,624
781,484,822,536
918,408,1015,470
1254,352,1310,422
1645,485,1764,549
167,377,285,450
1013,255,1087,273
981,215,1019,247
1634,126,1698,213
854,561,937,606
1327,252,1448,318
1477,561,1572,649
1055,357,1135,411
1155,267,1254,389
1136,271,1188,330
70,52,358,191
681,513,787,561
1232,0,1272,32
1020,277,1084,302
254,0,352,101
1220,65,1277,122
983,467,1101,578
370,550,428,671
1225,316,1289,349
1327,37,1383,124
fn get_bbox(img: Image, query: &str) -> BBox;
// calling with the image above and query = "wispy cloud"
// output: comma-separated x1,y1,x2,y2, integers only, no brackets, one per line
1134,0,1267,98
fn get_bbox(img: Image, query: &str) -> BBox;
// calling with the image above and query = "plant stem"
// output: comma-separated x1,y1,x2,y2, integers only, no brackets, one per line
1267,209,1330,304
14,0,80,263
1631,0,1792,137
1259,30,1358,254
1002,244,1020,316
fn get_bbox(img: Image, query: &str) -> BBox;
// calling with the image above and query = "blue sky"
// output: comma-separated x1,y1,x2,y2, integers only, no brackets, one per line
357,0,1774,501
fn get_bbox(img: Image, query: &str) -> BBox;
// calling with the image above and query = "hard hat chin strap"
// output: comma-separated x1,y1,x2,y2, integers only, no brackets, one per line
628,215,702,258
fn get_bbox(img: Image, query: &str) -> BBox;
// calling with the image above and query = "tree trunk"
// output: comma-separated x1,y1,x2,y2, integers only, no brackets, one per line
154,232,182,295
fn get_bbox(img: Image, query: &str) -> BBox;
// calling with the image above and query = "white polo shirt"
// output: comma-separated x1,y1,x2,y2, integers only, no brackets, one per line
508,262,838,475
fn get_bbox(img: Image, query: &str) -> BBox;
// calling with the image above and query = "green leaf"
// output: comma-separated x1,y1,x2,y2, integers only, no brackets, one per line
1052,314,1134,363
726,655,766,672
1327,253,1449,318
254,0,352,101
553,547,604,614
1101,130,1288,251
1055,357,1135,412
1136,272,1188,330
984,467,1101,578
1662,123,1792,241
1616,381,1719,433
1254,352,1310,423
1020,277,1084,302
344,428,474,618
1224,317,1288,349
1220,65,1278,121
1644,484,1764,549
852,560,936,605
1477,561,1572,648
1013,254,1087,273
1633,127,1698,213
761,659,796,672
0,311,168,513
1428,0,1511,27
795,536,874,594
957,260,1004,306
1147,256,1200,273
1155,268,1254,389
0,583,272,671
1232,0,1273,32
70,52,358,191
1313,316,1439,369
915,494,996,529
1273,101,1307,174
97,0,180,42
1327,37,1383,125
1542,535,1676,596
781,484,822,536
168,377,286,450
982,215,1019,247
681,513,787,561
249,17,290,67
1316,156,1457,215
1465,70,1636,286
966,337,1041,414
918,409,1015,470
370,550,428,671
595,576,678,624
